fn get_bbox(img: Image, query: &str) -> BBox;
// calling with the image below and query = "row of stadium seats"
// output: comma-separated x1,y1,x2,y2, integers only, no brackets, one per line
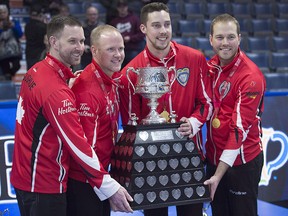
173,18,288,37
173,36,288,53
168,1,288,20
64,1,288,22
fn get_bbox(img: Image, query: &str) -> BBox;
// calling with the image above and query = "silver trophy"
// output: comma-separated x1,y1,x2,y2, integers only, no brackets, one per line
127,66,176,124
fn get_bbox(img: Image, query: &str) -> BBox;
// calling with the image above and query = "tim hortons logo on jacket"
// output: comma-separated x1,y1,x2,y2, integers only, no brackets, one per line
58,99,76,115
78,103,94,117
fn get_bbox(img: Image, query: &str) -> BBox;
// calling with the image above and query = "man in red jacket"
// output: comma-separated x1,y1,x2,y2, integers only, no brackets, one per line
67,24,127,216
118,2,212,216
204,13,266,216
10,15,132,216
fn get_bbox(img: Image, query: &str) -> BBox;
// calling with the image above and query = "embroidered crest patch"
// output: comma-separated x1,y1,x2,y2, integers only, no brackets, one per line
218,81,231,98
176,68,189,87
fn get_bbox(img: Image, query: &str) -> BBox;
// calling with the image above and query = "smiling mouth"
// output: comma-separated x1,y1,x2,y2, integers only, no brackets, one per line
157,36,168,41
220,47,231,51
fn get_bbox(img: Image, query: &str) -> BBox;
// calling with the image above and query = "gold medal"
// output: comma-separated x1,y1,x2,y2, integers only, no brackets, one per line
212,117,221,128
160,110,170,122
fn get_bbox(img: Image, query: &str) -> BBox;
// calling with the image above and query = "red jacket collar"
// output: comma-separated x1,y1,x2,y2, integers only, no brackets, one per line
143,41,176,66
91,60,119,87
45,53,75,81
208,48,242,76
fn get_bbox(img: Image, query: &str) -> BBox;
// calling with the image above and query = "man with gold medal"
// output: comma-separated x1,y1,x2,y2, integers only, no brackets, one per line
204,14,266,216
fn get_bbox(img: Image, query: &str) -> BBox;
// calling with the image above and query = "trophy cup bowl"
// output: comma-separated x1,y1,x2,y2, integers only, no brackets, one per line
127,66,176,125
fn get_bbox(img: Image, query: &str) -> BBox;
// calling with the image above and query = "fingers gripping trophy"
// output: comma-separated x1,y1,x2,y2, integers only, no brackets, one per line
110,66,210,210
127,66,176,125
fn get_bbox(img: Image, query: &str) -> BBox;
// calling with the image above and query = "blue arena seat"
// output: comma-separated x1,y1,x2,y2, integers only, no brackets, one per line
270,52,288,73
194,37,214,58
182,2,205,20
274,2,288,19
172,37,193,47
264,73,288,90
0,81,17,100
205,2,231,19
271,36,288,52
245,52,271,73
237,18,252,37
250,19,274,37
273,18,288,36
166,1,182,21
252,3,274,19
246,36,272,53
177,19,202,37
231,3,253,19
202,19,212,37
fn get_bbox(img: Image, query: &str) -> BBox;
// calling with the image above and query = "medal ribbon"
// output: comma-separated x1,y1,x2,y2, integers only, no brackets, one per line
45,55,74,81
91,64,119,145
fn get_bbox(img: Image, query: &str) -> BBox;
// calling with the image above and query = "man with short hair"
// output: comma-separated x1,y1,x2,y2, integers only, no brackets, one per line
118,2,212,216
67,24,127,216
11,15,133,216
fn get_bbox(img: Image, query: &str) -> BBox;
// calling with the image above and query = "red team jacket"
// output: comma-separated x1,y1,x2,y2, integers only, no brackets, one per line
69,61,119,182
10,54,120,200
206,50,266,167
118,41,213,152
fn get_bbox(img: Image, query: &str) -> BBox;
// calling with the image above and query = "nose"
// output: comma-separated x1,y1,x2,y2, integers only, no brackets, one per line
222,37,229,44
76,41,85,52
114,49,123,57
160,25,168,34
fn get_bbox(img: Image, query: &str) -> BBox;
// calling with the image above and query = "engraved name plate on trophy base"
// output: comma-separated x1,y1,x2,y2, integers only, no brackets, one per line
110,123,211,210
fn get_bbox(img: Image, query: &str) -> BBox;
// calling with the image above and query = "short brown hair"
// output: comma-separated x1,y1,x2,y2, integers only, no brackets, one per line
210,13,240,36
47,15,82,39
140,2,169,25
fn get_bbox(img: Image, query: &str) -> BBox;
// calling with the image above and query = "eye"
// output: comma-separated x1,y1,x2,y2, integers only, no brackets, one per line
228,35,236,40
69,39,76,44
164,22,171,28
152,23,161,29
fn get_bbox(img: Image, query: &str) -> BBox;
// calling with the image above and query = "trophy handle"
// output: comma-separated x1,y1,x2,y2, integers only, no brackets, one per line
168,66,177,87
126,67,138,94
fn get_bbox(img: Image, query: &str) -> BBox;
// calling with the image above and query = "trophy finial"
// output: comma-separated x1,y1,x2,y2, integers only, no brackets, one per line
169,111,177,123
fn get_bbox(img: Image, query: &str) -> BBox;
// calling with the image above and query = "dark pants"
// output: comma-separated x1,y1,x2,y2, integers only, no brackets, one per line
206,152,264,216
144,203,203,216
15,188,66,216
66,178,110,216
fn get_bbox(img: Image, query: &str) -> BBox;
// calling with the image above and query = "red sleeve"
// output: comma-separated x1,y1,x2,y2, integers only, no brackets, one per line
42,88,120,200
